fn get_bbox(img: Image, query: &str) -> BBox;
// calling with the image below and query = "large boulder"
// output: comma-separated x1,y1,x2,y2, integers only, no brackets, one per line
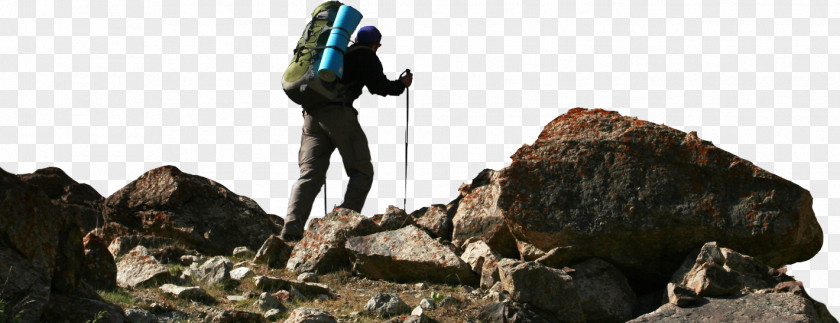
101,166,281,255
492,108,822,282
116,245,171,288
451,171,519,258
82,233,118,290
0,167,125,322
498,259,584,321
18,167,105,232
568,258,635,322
286,208,380,274
629,293,835,323
345,225,478,285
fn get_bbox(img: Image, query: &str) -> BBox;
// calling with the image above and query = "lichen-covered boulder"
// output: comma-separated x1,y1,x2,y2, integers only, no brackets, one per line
495,108,823,282
253,235,293,269
116,245,170,288
629,293,835,323
18,167,105,232
497,259,584,321
102,166,281,256
82,233,117,290
345,225,478,285
451,170,519,258
286,208,379,274
569,258,635,322
412,204,453,240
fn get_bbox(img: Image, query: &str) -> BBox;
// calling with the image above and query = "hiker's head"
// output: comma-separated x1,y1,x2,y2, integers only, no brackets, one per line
355,26,382,52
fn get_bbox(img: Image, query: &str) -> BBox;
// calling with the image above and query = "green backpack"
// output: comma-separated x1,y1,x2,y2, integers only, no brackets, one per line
282,1,346,110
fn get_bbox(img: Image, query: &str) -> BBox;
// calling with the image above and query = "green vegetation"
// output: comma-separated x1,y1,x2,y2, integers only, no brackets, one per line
97,289,136,308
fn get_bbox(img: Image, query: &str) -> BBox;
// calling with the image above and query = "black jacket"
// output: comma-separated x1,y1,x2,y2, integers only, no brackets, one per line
335,44,405,109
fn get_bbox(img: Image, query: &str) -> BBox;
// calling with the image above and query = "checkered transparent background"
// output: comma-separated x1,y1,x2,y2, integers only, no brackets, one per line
0,0,837,315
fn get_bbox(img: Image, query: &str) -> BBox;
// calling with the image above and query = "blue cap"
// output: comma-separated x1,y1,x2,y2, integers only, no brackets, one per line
355,26,382,44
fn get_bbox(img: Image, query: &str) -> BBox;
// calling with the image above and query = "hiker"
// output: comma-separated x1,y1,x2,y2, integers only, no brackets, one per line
281,26,413,242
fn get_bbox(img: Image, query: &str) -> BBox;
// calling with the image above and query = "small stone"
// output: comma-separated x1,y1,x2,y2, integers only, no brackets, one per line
412,306,424,316
298,272,319,282
124,308,156,323
284,307,336,323
419,298,435,310
668,282,699,307
233,246,254,258
227,295,246,302
273,290,292,302
259,292,284,311
265,308,283,320
364,293,411,317
439,296,460,308
159,284,213,303
180,255,202,266
230,267,255,281
415,283,428,290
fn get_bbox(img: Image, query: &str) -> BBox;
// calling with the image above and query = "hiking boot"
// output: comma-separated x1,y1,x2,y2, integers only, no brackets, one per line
280,228,303,242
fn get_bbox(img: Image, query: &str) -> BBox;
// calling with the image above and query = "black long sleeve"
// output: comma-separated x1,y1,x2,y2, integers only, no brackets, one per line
337,44,405,108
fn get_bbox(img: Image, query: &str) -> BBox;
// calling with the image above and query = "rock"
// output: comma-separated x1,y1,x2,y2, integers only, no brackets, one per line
478,301,558,323
345,225,478,285
495,108,823,283
82,232,118,290
204,309,266,323
385,313,428,323
159,284,212,302
264,309,283,321
233,246,255,258
42,293,128,322
364,293,411,317
116,245,171,288
498,259,584,321
451,170,519,258
259,292,285,311
629,293,835,323
375,205,413,231
412,204,453,239
230,267,255,281
227,295,247,302
181,255,204,266
667,282,698,307
125,308,157,323
286,208,380,274
101,165,281,256
273,290,292,302
515,240,546,261
1,167,118,321
196,256,234,286
18,167,105,232
254,276,332,299
568,258,635,322
419,298,436,310
439,296,461,308
460,240,501,274
297,272,318,282
283,307,336,323
107,235,186,263
253,235,293,269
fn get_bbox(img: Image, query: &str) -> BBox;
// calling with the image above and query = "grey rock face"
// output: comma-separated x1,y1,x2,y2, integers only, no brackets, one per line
478,301,558,323
498,259,584,321
286,208,380,274
254,276,332,299
374,205,413,231
196,256,234,286
345,225,478,285
82,232,118,290
124,308,156,323
116,245,171,288
204,309,265,323
568,258,635,322
364,293,411,317
18,167,105,232
230,267,255,281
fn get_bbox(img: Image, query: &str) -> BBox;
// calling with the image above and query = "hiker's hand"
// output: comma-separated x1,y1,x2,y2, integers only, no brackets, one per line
400,72,413,88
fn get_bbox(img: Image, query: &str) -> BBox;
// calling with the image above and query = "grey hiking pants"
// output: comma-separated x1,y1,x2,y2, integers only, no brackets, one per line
284,106,374,235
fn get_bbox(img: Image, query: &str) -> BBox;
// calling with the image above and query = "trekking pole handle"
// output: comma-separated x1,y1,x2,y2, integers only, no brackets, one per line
400,69,411,77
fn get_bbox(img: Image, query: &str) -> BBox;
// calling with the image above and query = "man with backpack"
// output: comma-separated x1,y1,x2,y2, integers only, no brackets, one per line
281,26,413,242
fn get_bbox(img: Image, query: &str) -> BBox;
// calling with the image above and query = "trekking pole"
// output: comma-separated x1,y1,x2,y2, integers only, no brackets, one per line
400,69,411,211
324,185,327,215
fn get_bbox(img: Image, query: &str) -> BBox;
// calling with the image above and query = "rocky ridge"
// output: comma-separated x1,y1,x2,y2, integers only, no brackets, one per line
0,108,834,322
